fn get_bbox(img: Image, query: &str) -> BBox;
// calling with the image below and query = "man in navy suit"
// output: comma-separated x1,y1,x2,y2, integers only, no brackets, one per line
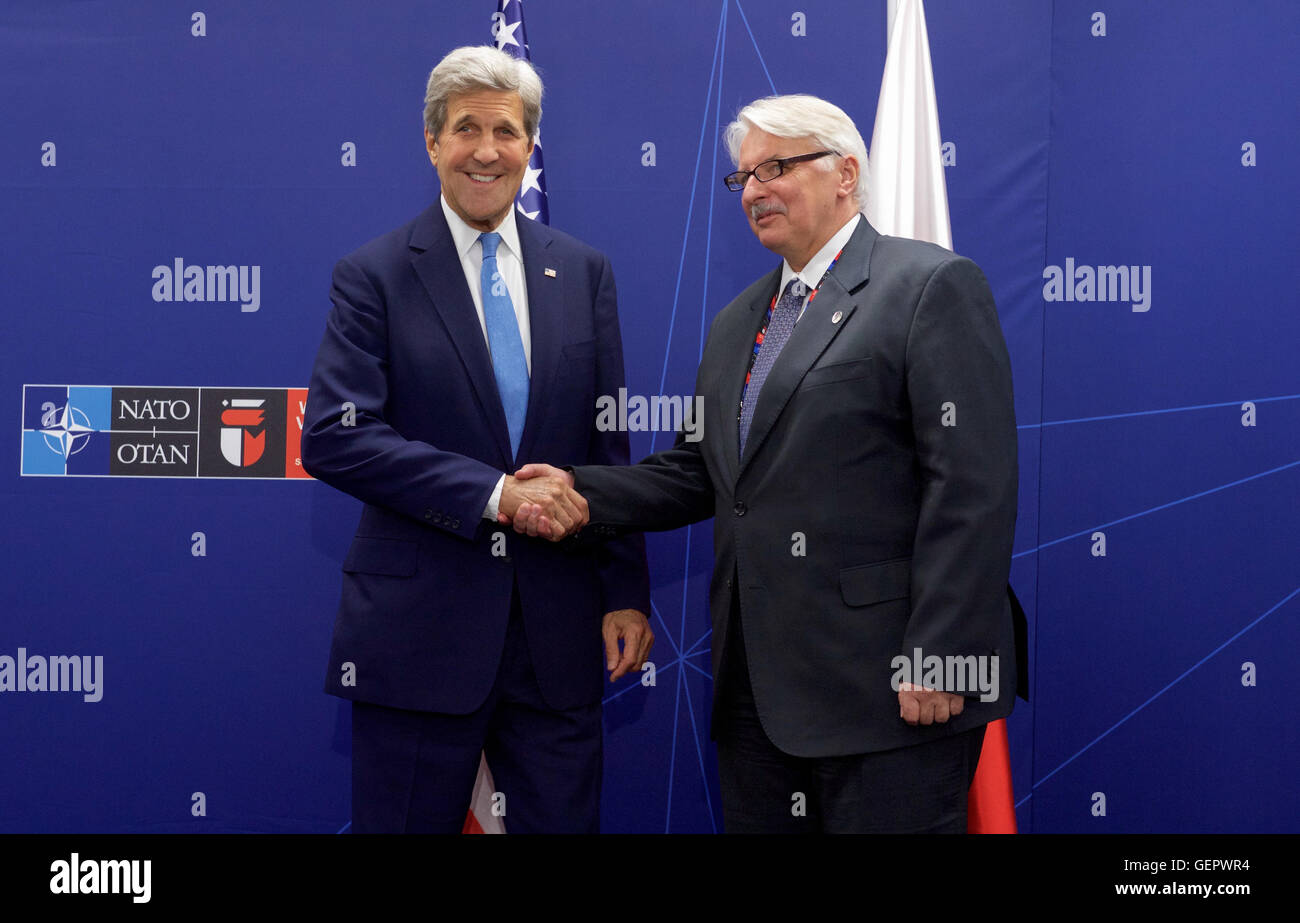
301,45,652,834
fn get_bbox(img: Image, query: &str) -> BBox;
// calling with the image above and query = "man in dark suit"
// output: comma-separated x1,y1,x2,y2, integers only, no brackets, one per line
301,45,652,834
510,94,1018,833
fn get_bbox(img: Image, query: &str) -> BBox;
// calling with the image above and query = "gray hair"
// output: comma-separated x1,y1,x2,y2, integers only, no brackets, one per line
724,94,870,210
423,45,543,140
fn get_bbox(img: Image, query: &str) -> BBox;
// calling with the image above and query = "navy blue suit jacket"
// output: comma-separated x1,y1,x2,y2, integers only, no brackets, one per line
302,202,649,715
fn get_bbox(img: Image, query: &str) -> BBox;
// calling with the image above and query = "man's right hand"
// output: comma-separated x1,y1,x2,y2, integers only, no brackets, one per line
497,466,587,541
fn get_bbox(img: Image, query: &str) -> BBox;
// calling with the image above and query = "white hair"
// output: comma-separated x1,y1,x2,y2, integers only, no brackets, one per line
724,94,870,210
423,45,543,140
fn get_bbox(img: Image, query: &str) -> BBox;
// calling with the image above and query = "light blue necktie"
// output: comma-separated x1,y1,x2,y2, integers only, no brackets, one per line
479,232,529,458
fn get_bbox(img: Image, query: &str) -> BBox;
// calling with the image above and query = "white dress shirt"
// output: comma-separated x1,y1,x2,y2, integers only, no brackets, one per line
440,196,532,370
778,213,861,321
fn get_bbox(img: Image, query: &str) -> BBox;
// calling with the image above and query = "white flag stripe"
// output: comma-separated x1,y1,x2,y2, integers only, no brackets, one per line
470,752,506,834
866,0,952,250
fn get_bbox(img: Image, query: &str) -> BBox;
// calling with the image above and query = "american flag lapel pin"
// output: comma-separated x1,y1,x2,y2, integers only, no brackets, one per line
544,268,557,278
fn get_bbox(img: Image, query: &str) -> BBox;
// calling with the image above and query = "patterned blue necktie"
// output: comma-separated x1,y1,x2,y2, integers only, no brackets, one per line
739,277,805,456
479,232,529,458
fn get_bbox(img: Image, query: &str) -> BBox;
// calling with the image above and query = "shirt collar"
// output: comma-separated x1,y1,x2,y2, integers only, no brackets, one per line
440,195,523,262
779,213,861,296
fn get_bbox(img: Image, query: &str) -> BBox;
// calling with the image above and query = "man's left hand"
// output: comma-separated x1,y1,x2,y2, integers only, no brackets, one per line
897,683,965,726
602,609,654,682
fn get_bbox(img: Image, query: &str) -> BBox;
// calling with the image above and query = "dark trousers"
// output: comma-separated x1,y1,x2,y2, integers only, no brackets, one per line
715,606,984,834
350,591,602,834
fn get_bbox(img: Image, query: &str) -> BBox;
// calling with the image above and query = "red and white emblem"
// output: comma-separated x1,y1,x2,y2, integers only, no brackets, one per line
219,399,266,467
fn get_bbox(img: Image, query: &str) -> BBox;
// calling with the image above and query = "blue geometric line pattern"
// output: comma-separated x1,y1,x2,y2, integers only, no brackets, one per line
617,0,780,832
651,0,732,454
733,1,779,95
1018,391,1300,430
1013,458,1300,559
1016,582,1300,806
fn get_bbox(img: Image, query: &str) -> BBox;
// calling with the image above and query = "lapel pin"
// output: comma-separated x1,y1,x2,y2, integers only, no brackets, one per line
831,310,843,324
544,268,557,278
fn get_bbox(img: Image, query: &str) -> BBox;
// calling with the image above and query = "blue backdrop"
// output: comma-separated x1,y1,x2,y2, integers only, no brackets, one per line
3,0,1296,833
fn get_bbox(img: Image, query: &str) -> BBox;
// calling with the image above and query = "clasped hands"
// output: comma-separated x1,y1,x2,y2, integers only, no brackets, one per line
497,463,588,541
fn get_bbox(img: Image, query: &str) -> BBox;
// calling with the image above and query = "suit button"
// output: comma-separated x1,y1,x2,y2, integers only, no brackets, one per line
423,509,433,520
733,501,747,516
451,519,461,529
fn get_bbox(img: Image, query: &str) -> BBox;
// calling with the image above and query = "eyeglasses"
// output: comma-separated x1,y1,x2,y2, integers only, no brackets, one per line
722,151,838,192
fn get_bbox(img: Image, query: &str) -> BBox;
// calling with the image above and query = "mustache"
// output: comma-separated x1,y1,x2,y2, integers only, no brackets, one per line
750,201,786,221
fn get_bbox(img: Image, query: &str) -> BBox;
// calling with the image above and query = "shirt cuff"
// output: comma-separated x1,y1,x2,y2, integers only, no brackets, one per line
482,474,506,521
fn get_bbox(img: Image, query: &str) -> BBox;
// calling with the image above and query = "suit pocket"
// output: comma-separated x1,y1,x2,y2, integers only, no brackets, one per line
561,339,597,359
800,357,872,388
840,557,910,607
342,537,419,577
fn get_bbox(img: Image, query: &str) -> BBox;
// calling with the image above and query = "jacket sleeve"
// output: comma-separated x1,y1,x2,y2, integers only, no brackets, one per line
901,255,1019,668
300,254,500,539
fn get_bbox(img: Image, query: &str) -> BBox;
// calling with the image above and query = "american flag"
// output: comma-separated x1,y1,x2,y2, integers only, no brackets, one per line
493,0,549,224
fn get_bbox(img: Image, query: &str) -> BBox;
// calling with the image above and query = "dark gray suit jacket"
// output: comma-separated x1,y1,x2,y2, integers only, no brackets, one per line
575,218,1018,757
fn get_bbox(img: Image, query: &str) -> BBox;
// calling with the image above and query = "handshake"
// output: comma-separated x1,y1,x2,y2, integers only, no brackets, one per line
497,463,590,541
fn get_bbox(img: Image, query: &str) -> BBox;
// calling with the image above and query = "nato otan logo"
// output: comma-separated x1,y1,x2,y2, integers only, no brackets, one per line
21,385,312,479
34,399,95,461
